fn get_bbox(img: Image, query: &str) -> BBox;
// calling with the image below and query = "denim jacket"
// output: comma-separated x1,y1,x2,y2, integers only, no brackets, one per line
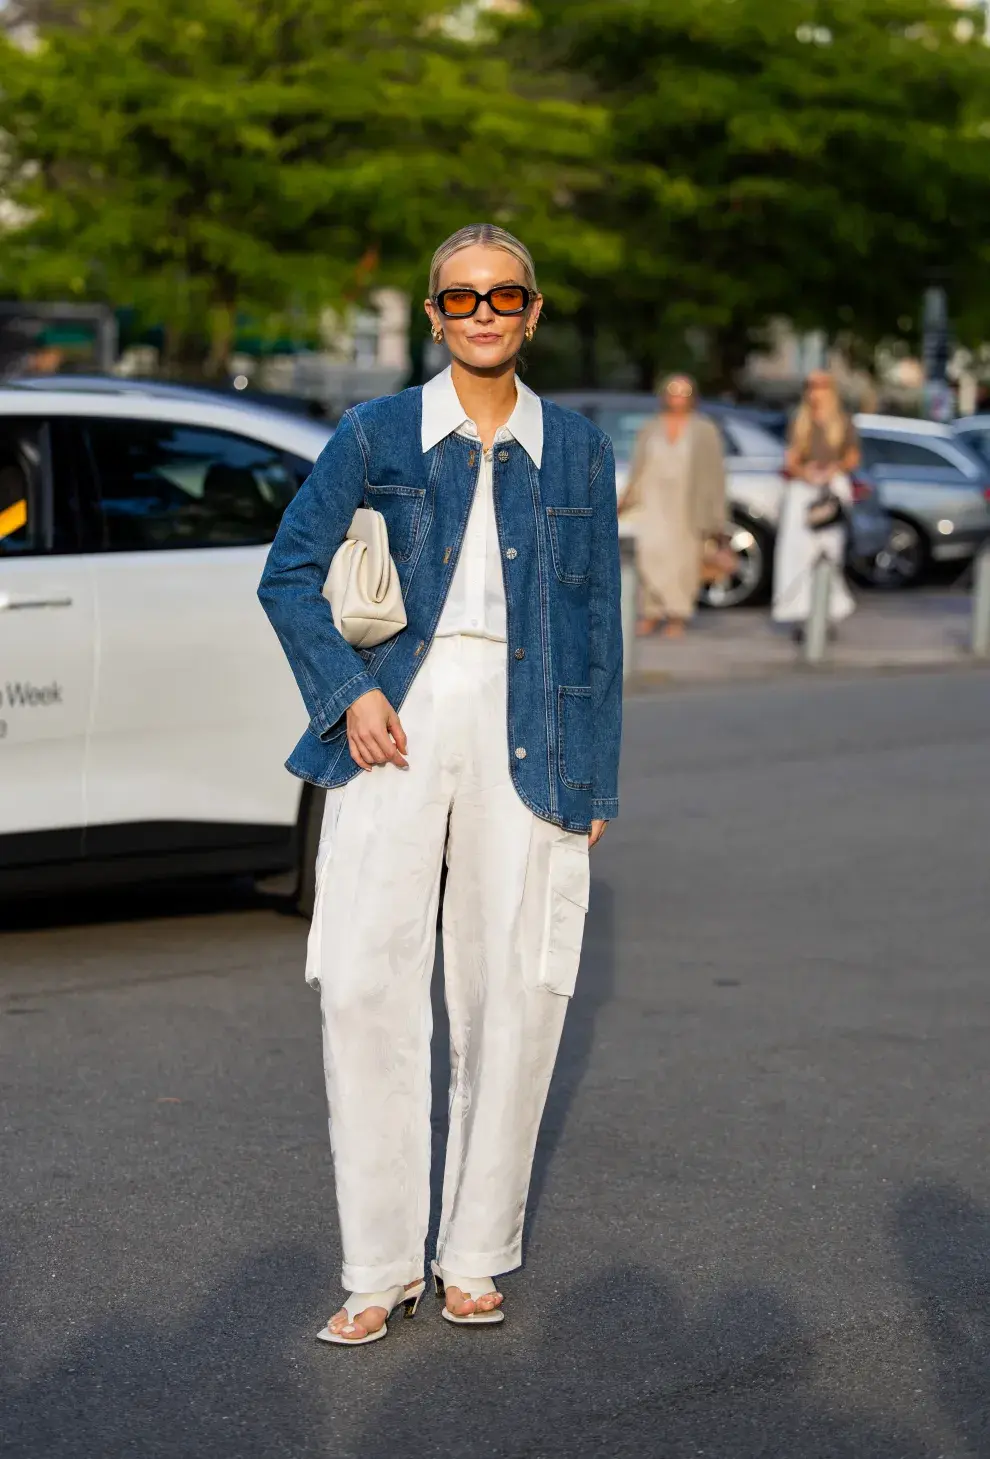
258,384,622,832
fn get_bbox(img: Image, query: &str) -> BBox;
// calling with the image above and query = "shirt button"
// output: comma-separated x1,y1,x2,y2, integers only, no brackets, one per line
497,449,510,462
514,647,525,660
514,746,527,760
505,547,517,560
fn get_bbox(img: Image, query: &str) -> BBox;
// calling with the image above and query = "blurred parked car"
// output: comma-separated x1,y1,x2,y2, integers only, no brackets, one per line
14,372,329,420
0,378,333,911
851,415,990,588
551,391,889,608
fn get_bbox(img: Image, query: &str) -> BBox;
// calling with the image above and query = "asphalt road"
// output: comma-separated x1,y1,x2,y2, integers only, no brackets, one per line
3,667,990,1459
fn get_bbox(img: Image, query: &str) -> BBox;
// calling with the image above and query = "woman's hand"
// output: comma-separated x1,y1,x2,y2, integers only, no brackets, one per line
589,819,608,849
346,689,408,772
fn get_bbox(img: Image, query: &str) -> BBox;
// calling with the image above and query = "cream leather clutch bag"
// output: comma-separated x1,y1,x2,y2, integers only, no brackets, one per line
323,507,407,649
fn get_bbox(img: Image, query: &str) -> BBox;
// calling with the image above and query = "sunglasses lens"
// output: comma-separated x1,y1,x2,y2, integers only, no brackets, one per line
439,290,478,317
489,286,527,314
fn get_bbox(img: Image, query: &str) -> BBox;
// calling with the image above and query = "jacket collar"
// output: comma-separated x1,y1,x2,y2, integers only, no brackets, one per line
421,365,543,468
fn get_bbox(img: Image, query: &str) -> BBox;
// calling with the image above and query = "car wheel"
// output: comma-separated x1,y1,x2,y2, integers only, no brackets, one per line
851,515,929,589
700,514,773,609
295,786,326,918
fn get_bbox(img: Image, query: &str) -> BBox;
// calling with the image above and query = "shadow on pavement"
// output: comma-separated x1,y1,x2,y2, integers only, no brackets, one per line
0,875,290,934
525,876,616,1246
0,1242,325,1459
346,1265,932,1459
894,1179,990,1457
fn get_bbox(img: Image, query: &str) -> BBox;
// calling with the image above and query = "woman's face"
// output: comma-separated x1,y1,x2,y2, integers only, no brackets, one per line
424,244,542,374
663,376,695,416
805,373,835,414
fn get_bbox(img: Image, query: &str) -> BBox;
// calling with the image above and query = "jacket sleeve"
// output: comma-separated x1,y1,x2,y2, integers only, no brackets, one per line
588,434,622,821
257,411,378,741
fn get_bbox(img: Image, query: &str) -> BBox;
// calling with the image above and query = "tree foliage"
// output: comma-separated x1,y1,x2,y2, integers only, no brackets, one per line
509,0,990,386
0,0,608,368
0,0,988,383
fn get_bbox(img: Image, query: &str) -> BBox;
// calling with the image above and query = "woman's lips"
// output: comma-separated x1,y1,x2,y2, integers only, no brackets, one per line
469,332,501,343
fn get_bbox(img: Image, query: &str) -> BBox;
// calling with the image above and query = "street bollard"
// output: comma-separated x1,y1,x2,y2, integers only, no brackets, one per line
971,545,990,658
803,552,832,665
619,533,637,680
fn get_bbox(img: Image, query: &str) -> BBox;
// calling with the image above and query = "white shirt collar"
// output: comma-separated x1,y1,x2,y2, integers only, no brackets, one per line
421,365,543,468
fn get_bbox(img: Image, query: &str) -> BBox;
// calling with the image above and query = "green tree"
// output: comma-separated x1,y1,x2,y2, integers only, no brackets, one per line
509,0,990,389
0,0,610,373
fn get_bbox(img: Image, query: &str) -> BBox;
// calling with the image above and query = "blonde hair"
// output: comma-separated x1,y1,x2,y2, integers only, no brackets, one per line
790,373,849,458
428,224,538,298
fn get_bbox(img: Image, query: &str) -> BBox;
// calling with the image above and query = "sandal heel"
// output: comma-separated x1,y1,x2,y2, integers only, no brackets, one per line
403,1290,423,1319
433,1271,445,1299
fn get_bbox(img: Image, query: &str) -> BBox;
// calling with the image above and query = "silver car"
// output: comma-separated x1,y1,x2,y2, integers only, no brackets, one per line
852,414,990,588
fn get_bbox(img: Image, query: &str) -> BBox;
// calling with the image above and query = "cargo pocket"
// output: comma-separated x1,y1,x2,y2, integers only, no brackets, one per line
304,787,346,989
537,835,590,997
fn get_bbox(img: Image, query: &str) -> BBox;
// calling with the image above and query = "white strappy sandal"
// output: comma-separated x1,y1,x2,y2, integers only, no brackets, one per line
431,1261,505,1326
317,1279,426,1346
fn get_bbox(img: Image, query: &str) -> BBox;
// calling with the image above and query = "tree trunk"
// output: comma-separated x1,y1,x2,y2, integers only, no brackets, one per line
205,300,236,379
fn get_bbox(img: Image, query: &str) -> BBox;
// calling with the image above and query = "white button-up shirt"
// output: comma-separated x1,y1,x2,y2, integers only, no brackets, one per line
421,365,544,641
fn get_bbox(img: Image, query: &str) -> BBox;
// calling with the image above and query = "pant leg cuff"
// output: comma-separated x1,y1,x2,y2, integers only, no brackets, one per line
341,1257,425,1292
434,1242,522,1278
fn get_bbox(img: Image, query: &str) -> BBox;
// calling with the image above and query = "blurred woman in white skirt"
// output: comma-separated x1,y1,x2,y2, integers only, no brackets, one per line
772,371,860,639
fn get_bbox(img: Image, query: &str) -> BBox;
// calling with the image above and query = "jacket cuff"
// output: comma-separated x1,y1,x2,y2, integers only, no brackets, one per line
591,797,618,821
310,669,378,742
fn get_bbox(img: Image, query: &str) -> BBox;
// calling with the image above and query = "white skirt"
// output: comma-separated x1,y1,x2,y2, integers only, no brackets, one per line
771,479,856,625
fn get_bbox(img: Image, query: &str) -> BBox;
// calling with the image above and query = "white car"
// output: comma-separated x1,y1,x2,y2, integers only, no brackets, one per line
0,379,333,910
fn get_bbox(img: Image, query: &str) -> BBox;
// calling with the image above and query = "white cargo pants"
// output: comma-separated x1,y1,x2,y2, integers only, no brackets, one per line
306,634,590,1291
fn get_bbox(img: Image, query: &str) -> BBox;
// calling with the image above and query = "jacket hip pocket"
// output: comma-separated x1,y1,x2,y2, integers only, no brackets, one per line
537,835,590,997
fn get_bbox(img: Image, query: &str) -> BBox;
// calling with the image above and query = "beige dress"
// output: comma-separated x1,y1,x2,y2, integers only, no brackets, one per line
623,414,727,622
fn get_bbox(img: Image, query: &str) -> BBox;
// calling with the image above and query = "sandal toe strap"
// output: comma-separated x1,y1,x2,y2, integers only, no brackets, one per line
342,1286,403,1320
441,1273,498,1300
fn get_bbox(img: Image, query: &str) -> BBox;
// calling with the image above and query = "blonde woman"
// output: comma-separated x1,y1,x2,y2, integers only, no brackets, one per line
772,370,860,634
259,225,622,1345
619,374,727,639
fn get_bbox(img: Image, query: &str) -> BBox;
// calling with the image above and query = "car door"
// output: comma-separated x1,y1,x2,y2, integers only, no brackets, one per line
76,411,310,858
0,415,96,868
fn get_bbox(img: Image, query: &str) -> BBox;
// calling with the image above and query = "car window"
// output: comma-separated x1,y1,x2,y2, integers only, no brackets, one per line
283,450,316,491
859,436,960,472
0,419,45,556
83,419,298,550
955,427,990,465
721,416,784,459
594,410,656,463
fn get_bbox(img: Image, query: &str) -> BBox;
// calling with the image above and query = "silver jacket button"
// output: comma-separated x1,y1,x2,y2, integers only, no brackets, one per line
505,547,517,560
497,449,510,462
514,746,527,760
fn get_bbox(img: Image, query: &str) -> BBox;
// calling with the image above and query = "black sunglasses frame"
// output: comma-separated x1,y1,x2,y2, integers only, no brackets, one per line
433,285,532,319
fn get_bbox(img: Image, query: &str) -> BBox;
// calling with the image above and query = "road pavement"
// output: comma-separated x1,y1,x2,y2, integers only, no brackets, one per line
3,668,990,1458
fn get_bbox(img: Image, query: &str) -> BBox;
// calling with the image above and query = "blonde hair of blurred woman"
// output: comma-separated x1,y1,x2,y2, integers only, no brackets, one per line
790,370,849,459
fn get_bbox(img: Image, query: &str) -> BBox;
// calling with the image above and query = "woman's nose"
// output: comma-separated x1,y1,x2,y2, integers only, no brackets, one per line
474,302,495,323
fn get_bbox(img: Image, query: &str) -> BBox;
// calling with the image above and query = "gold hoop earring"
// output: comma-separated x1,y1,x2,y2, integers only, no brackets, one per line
431,326,444,344
525,324,536,342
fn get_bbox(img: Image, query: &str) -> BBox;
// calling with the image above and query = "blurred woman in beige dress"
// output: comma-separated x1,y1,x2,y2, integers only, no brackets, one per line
619,374,727,639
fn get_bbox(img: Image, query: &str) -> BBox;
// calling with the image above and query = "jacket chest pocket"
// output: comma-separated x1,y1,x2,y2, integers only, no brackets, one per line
365,484,426,563
546,505,593,584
